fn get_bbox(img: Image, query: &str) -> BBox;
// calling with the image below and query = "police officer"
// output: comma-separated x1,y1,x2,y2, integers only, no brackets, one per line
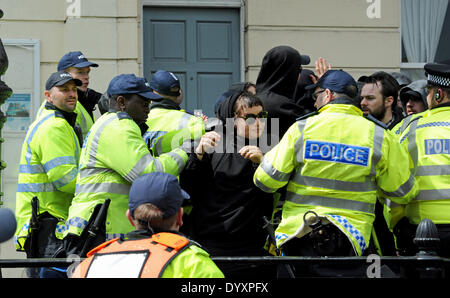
57,51,103,139
71,172,224,278
253,70,418,267
14,71,82,276
144,70,205,156
394,62,450,257
62,74,189,255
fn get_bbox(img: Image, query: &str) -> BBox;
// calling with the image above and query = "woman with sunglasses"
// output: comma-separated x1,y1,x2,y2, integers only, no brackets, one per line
179,91,276,278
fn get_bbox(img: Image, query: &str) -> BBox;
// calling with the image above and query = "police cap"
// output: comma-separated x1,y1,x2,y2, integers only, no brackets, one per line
424,63,450,88
45,71,82,91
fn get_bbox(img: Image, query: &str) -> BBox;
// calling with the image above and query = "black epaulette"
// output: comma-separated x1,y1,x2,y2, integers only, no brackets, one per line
117,111,132,120
296,111,318,121
364,114,387,129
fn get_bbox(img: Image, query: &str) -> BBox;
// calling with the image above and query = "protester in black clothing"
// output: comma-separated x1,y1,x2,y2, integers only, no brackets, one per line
180,91,276,278
255,45,309,139
293,69,317,114
214,82,256,116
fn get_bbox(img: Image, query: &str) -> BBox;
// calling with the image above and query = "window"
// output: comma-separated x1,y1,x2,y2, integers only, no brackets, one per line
400,0,450,81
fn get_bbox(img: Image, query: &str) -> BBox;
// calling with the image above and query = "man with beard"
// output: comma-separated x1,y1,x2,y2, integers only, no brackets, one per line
360,71,404,130
360,72,408,256
14,71,83,277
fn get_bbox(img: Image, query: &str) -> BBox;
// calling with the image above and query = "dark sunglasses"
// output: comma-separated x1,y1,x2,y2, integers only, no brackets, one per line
237,110,268,121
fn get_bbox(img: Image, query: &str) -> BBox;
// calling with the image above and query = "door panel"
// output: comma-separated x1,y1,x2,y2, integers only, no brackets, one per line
143,7,240,117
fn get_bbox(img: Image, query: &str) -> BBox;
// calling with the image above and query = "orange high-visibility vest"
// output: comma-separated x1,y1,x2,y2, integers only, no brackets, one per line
72,232,191,278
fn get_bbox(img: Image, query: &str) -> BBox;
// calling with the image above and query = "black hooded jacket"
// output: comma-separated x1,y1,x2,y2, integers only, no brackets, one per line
179,93,274,256
256,46,305,139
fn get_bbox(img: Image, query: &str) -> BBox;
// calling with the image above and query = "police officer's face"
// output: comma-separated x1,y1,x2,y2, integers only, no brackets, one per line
360,83,386,120
66,67,90,92
123,94,151,124
45,81,78,113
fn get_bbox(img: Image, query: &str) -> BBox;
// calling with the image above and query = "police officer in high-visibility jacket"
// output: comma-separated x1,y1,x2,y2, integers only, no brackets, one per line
62,74,189,254
36,52,101,142
14,71,82,275
71,172,224,278
144,70,205,156
394,63,450,257
253,70,419,260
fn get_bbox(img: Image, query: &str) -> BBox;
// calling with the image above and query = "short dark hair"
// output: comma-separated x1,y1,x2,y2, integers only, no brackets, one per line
233,91,264,115
363,71,400,103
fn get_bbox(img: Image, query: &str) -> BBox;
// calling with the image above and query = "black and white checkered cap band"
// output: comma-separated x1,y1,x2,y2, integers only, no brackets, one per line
428,74,450,87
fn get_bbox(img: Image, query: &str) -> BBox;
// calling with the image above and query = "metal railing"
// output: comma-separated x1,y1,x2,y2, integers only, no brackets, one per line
1,254,450,278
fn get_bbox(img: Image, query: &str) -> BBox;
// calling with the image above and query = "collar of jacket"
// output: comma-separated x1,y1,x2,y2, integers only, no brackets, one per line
150,98,180,111
318,99,364,117
431,101,450,110
44,101,77,127
424,103,450,117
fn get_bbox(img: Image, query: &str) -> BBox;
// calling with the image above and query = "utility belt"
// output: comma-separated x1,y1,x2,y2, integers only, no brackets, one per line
64,199,111,258
24,207,63,259
283,212,355,257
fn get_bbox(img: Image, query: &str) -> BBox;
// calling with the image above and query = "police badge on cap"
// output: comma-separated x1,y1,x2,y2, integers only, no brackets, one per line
424,63,450,88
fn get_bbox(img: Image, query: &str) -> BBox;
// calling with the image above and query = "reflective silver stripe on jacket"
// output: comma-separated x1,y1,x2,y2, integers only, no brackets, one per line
123,154,156,182
294,120,307,164
178,113,193,130
260,157,291,182
17,183,55,193
370,125,384,177
286,191,375,214
79,167,116,179
254,178,278,193
292,173,377,192
154,137,165,156
87,114,117,168
164,151,186,174
43,156,77,172
19,164,45,174
52,168,78,189
415,189,450,201
75,182,130,196
416,165,450,176
164,151,184,173
407,120,419,172
381,173,415,198
385,199,402,209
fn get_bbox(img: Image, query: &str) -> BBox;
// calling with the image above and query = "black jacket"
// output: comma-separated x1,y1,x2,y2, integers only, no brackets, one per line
179,93,274,256
256,46,305,139
77,88,102,121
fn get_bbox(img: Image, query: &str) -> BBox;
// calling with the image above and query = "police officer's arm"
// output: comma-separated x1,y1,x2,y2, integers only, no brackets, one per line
105,119,187,182
254,123,298,193
38,122,80,194
150,116,205,156
375,130,419,205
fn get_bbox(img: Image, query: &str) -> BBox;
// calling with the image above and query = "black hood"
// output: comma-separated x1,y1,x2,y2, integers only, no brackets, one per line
216,92,241,124
256,45,303,99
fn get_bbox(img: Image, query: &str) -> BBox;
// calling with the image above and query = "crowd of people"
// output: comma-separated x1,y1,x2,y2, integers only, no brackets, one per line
12,45,450,278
